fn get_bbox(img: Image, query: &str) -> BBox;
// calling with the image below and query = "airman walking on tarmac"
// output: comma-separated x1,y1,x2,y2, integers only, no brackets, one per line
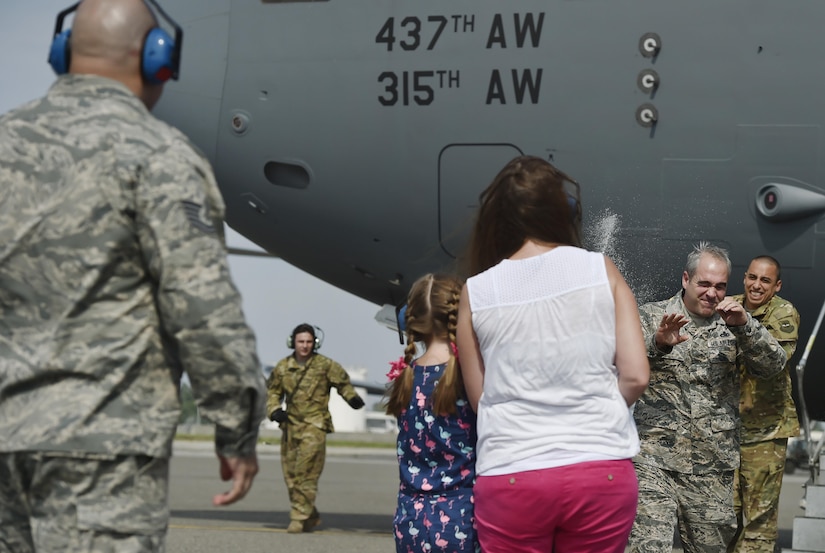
267,323,365,533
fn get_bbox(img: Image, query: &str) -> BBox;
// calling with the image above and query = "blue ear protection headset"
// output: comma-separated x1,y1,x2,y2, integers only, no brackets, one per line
48,0,183,84
394,303,407,345
567,193,579,220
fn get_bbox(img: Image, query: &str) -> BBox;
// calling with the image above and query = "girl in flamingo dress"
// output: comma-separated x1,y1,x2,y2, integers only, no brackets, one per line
385,273,479,553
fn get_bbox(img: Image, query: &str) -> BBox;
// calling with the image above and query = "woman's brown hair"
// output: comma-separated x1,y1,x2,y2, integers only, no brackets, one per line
466,155,582,276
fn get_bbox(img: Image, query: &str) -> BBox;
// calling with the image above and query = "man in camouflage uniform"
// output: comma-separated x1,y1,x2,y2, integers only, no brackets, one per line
267,323,365,533
0,1,266,551
731,256,800,553
628,243,786,553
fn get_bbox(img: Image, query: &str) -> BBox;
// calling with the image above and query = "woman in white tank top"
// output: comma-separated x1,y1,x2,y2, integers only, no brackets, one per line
456,155,650,553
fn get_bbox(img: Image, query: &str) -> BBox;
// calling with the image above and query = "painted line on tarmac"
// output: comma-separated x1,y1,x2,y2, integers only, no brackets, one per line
172,450,395,465
169,524,282,533
168,523,390,538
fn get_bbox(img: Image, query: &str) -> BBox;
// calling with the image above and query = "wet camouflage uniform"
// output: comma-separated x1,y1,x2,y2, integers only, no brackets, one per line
628,293,785,553
730,294,799,553
266,352,362,524
0,75,267,552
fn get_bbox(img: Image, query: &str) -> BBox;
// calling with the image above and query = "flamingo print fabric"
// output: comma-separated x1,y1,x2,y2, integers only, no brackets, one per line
393,363,479,552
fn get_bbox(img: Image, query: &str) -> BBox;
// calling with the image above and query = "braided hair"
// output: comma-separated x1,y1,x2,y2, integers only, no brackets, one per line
384,273,465,417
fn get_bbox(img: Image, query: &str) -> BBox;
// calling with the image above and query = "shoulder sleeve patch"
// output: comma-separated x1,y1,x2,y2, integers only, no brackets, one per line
779,320,795,334
181,200,217,234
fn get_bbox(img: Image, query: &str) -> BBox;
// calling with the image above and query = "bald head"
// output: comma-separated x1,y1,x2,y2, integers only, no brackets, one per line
69,0,163,107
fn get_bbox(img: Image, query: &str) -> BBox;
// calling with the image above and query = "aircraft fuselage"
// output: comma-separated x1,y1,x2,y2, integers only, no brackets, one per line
154,0,825,417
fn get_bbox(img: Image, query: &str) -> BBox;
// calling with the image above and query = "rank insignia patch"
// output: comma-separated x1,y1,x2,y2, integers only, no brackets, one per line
181,200,217,234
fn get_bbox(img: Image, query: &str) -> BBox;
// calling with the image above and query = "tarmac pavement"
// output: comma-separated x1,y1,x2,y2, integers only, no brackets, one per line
166,438,807,553
168,439,398,553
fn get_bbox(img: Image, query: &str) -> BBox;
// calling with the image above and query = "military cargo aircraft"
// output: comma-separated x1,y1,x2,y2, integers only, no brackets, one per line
149,0,825,418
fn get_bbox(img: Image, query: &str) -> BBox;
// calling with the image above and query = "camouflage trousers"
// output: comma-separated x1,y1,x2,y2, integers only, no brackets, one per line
280,423,326,522
730,438,788,553
0,452,169,553
628,463,736,553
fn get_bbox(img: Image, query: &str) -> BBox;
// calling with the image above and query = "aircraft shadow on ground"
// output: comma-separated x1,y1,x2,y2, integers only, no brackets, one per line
171,510,393,534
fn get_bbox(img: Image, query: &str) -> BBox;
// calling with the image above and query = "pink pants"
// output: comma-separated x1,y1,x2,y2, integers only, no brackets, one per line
474,459,638,553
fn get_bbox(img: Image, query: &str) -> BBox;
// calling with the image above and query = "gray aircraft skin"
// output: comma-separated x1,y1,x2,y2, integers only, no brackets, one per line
151,0,825,418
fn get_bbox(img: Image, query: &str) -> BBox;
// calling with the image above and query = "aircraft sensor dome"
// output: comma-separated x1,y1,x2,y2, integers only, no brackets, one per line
756,183,825,222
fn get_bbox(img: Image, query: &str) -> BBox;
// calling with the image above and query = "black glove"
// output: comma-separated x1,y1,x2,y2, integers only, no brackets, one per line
347,395,365,410
270,408,287,423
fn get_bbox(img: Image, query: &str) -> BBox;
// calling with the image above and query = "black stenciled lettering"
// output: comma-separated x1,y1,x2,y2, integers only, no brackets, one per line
486,70,506,104
512,69,542,104
377,70,457,106
463,14,475,33
413,71,435,105
378,14,471,52
451,14,462,32
400,17,421,51
487,13,545,49
514,13,544,48
486,69,542,104
427,16,447,50
376,17,396,51
486,14,506,49
436,70,460,89
378,72,399,106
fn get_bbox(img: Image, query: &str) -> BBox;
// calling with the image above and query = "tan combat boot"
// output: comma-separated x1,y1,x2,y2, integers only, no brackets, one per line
304,508,321,532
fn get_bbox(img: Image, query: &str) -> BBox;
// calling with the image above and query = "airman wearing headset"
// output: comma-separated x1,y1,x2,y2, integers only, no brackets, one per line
266,323,365,534
0,1,266,550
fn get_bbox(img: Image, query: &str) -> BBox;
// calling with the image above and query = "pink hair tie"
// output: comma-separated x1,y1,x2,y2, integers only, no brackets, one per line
386,356,408,381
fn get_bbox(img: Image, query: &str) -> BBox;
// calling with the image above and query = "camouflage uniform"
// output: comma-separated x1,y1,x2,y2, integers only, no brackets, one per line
629,293,785,553
730,294,800,553
0,75,266,551
266,352,362,523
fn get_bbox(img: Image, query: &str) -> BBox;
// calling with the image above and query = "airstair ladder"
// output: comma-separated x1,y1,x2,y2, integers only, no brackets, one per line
783,452,825,552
